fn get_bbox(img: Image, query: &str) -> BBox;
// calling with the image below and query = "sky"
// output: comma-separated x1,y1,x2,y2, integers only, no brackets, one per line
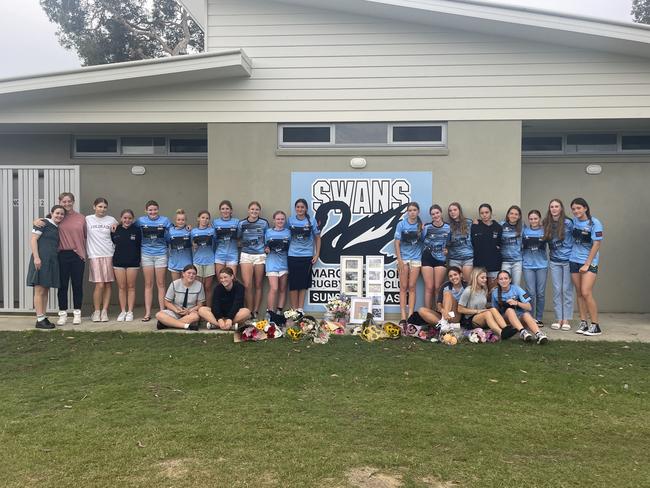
0,0,637,79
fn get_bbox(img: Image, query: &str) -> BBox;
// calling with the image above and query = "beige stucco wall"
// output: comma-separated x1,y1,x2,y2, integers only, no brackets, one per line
522,160,650,313
207,121,522,219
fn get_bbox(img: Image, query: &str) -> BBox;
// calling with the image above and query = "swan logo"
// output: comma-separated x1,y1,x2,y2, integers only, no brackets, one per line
291,172,432,312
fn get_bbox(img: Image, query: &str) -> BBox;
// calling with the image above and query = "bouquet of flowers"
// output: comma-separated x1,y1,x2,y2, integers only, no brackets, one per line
286,314,331,344
324,294,351,323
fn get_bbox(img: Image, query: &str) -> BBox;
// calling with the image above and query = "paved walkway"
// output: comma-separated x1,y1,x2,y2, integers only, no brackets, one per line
1,310,649,342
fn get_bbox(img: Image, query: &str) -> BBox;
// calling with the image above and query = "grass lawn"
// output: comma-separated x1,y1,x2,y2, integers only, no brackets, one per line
0,331,648,488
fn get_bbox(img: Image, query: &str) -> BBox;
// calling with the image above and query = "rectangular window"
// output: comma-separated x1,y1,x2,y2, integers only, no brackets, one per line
121,137,166,155
390,124,444,144
522,136,563,152
169,138,208,154
621,135,650,151
566,133,617,153
335,123,388,145
281,126,332,145
75,138,118,154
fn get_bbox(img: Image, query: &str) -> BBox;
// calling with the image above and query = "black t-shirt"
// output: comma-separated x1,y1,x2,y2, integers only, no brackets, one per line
211,281,245,319
111,225,142,267
471,220,502,272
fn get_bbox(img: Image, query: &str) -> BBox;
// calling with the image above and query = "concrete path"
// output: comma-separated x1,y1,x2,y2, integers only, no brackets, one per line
1,310,649,342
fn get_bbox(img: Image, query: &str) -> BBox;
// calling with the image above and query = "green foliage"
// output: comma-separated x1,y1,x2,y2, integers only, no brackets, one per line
40,0,204,66
632,0,650,24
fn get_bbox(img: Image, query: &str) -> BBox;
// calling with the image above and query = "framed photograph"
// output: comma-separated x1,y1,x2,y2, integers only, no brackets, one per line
340,256,363,297
368,283,382,294
350,297,373,323
367,256,384,268
365,255,385,321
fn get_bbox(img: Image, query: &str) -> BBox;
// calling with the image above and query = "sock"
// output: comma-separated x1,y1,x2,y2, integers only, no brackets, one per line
37,315,46,321
184,324,190,329
592,322,599,327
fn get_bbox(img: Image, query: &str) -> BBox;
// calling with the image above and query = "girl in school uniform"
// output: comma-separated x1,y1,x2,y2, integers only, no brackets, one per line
191,210,216,307
137,200,172,322
238,201,269,318
446,202,473,282
287,199,320,313
522,209,548,326
570,197,604,336
471,203,502,289
500,205,524,287
421,204,450,310
86,197,118,322
213,200,239,277
491,270,548,344
265,210,291,315
543,199,574,331
395,202,423,326
167,209,192,282
111,209,141,322
27,205,66,329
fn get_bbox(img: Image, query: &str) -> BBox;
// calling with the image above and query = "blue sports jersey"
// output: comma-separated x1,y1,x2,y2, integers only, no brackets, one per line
137,215,172,256
549,218,574,263
570,216,603,266
522,226,548,270
167,226,192,271
213,217,239,263
500,220,523,262
422,222,450,262
265,228,291,273
191,226,215,266
238,218,269,255
446,218,473,261
491,284,531,316
287,215,320,258
394,219,423,261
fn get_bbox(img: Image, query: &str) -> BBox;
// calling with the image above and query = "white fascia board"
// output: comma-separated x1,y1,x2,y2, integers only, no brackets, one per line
0,50,251,103
280,0,650,58
176,0,207,31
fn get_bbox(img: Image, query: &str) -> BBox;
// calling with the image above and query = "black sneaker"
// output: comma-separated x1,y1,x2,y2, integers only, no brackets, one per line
156,321,167,330
583,323,602,336
501,325,518,340
576,321,589,334
536,320,544,327
35,319,55,330
187,323,199,331
43,317,56,327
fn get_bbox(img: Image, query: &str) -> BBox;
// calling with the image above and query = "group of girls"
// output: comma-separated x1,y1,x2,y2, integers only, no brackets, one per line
395,197,604,339
27,193,321,330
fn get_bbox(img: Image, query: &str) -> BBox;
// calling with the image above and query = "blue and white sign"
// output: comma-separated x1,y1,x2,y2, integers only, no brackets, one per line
291,172,432,312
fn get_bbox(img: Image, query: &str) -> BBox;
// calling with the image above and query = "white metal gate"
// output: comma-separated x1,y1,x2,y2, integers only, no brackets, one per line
0,166,80,312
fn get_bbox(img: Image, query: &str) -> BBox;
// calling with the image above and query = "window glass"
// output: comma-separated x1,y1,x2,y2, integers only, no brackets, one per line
121,137,166,155
522,136,563,152
566,134,617,153
621,135,650,151
170,138,207,153
282,126,331,143
75,138,118,153
392,125,442,143
336,123,387,144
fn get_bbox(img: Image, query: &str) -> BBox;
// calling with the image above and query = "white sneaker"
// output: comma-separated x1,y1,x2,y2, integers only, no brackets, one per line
116,311,127,322
91,310,101,322
57,311,68,326
550,322,561,330
73,309,82,325
125,312,134,322
100,310,109,322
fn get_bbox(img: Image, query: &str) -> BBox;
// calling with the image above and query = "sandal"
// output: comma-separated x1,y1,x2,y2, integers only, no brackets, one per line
142,315,151,322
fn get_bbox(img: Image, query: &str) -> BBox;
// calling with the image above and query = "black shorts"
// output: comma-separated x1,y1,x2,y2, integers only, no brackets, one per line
287,256,313,291
460,314,476,329
570,261,598,274
422,252,446,268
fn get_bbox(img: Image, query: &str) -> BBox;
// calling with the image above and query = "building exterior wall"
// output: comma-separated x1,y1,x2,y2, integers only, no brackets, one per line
522,158,650,313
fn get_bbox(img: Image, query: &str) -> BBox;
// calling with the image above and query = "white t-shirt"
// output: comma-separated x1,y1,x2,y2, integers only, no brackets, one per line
86,214,118,258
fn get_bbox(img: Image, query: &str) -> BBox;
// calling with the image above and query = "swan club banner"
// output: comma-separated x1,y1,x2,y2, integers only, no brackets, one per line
291,171,433,313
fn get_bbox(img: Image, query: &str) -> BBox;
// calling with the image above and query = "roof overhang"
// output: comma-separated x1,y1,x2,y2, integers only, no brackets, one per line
0,49,252,105
280,0,650,59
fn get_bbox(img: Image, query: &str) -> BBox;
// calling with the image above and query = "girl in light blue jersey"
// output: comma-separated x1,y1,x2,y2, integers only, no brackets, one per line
238,201,269,317
265,210,291,315
492,270,548,344
137,200,172,321
191,210,216,308
167,209,192,281
522,209,548,325
447,202,473,282
213,200,239,277
543,199,574,331
394,202,423,325
287,198,320,312
500,205,523,286
570,197,604,336
421,204,450,310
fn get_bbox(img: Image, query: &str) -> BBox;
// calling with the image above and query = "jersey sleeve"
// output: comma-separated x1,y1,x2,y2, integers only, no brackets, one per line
458,288,471,307
592,218,604,241
394,221,403,240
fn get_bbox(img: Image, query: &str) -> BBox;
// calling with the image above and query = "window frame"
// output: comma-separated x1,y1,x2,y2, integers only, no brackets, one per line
521,134,565,155
72,135,208,158
73,136,120,156
388,122,447,147
278,124,334,147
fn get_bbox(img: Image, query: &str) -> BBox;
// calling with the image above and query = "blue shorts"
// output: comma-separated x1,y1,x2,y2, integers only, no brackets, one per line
570,261,598,274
